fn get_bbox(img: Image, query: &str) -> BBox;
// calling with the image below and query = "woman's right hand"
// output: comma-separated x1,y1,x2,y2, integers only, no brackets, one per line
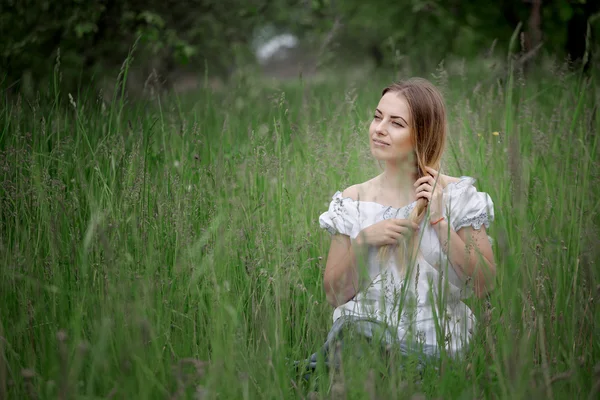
355,219,419,247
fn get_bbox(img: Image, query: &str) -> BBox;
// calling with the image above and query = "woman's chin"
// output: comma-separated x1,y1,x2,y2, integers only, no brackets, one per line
370,150,386,161
370,149,412,163
371,146,390,158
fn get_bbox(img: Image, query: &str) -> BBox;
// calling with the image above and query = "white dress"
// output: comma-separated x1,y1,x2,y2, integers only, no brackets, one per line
318,176,495,356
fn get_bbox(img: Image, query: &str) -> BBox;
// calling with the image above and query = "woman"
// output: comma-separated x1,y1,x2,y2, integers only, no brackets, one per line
300,78,495,378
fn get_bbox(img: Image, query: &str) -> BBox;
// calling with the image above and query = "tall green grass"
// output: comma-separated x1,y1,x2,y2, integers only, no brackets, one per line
1,55,598,399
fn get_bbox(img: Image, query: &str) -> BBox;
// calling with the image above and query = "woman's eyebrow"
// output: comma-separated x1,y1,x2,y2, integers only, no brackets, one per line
393,116,408,125
375,108,408,125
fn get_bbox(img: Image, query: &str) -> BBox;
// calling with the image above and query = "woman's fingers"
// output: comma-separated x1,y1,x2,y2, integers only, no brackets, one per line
388,226,411,237
392,230,405,241
424,167,445,188
387,231,410,245
416,191,432,201
381,229,401,245
384,219,420,245
389,235,402,245
390,219,419,231
416,183,433,193
414,175,434,187
424,166,438,177
386,224,403,235
426,167,446,188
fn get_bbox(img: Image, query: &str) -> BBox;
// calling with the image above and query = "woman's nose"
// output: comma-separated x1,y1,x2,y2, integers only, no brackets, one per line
375,120,387,134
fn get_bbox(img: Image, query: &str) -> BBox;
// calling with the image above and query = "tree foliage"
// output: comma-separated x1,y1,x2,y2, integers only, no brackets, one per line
1,0,598,91
325,0,599,69
1,0,304,90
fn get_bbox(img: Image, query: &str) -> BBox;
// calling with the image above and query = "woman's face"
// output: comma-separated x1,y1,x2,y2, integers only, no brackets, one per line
369,92,413,162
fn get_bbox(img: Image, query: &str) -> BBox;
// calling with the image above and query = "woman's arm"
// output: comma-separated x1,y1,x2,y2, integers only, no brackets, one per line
432,220,496,298
323,234,369,307
322,184,369,307
418,168,496,298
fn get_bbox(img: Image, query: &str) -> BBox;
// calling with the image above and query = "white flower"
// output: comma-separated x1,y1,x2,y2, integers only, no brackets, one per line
68,93,76,109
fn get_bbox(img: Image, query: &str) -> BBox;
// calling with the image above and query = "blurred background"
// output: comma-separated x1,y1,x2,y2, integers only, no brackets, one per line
1,2,599,398
1,0,599,96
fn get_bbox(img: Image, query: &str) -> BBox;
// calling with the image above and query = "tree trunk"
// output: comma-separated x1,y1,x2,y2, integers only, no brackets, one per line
524,0,542,72
566,1,600,72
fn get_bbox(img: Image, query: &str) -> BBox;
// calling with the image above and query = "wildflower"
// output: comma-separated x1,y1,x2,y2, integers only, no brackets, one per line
492,131,500,136
68,93,76,109
173,160,180,168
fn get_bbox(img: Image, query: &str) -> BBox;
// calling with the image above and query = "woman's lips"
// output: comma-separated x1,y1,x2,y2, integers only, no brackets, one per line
373,138,390,146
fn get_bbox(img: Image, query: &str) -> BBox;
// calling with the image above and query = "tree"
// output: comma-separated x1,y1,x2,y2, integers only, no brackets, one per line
0,0,302,91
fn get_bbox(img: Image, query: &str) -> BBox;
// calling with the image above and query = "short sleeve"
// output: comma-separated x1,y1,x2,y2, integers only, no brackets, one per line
319,191,360,239
443,177,495,232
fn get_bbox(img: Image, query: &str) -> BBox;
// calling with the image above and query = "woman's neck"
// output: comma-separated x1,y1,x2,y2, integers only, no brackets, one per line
379,161,418,192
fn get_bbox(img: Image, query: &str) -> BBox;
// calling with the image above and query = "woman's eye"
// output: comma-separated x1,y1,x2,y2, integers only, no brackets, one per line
373,115,381,120
393,121,402,127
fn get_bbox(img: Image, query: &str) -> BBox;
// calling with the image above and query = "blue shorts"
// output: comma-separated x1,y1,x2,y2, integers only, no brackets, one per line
294,315,440,381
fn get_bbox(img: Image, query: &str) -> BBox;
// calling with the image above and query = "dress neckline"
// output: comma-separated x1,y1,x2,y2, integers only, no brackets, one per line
333,191,417,212
333,176,472,211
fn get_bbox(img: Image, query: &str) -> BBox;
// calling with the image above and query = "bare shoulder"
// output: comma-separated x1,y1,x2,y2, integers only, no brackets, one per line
342,176,377,201
442,174,461,186
341,183,362,201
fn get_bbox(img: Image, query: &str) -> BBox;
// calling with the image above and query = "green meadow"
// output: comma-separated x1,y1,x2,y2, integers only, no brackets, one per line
1,54,599,399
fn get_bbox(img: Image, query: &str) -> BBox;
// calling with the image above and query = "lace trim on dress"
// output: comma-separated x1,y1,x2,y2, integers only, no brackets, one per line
382,201,415,220
321,193,351,235
332,191,354,203
456,211,491,231
383,206,395,220
332,194,345,215
322,222,337,235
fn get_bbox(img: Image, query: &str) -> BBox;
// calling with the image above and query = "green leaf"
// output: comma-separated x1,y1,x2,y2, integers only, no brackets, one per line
175,43,197,65
138,10,165,28
75,22,97,38
559,2,573,22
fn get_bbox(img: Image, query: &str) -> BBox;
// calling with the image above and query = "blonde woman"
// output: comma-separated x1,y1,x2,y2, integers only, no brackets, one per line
299,78,495,379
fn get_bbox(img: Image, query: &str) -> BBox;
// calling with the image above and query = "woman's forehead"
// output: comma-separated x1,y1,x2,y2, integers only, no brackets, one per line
377,92,410,120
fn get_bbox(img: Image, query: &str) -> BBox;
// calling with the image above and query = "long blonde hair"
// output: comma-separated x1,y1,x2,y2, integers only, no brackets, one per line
376,78,447,274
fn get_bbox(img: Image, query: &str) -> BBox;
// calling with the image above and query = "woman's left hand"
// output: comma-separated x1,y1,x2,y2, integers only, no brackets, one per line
414,166,445,223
